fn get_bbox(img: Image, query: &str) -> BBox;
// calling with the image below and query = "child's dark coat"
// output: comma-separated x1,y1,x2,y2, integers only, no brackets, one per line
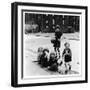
62,48,72,62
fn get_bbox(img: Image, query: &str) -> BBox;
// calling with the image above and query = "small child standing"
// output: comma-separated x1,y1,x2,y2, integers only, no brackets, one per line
54,26,63,58
62,42,72,74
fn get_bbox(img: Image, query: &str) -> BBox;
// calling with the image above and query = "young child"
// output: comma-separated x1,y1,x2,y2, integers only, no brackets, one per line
62,42,72,74
39,48,49,67
55,26,63,39
37,47,44,64
48,52,58,71
51,26,63,58
51,38,60,58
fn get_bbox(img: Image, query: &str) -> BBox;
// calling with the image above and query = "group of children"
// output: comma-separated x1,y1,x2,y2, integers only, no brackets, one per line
37,26,72,74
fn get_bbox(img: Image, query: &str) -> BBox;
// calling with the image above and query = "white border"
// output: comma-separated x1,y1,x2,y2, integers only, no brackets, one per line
18,5,86,84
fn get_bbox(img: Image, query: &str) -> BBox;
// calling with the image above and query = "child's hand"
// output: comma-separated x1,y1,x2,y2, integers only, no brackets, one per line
62,55,65,59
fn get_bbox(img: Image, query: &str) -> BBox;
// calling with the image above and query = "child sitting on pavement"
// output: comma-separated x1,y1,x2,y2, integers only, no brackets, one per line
48,52,58,71
39,48,49,67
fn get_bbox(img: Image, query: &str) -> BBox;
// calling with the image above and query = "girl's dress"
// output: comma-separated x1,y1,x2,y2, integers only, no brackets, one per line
63,48,72,62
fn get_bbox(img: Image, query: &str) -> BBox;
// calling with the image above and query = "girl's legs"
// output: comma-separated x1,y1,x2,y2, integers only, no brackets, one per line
54,47,60,59
65,62,69,74
65,63,68,74
65,62,71,74
68,62,71,71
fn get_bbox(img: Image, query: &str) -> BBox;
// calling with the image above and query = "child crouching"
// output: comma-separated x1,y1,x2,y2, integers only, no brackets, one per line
48,52,58,71
37,47,49,67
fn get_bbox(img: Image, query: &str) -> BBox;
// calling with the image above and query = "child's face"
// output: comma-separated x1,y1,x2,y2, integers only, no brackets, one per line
65,43,70,48
50,54,55,58
44,51,48,55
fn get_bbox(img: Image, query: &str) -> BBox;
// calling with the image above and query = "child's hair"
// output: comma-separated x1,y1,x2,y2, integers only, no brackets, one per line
64,42,70,47
50,52,56,58
43,48,49,53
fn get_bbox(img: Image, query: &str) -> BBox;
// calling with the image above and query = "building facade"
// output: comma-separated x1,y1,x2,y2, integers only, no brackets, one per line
25,13,80,33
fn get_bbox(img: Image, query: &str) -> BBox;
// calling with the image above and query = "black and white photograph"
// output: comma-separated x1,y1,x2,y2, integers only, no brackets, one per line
11,2,88,87
23,13,80,77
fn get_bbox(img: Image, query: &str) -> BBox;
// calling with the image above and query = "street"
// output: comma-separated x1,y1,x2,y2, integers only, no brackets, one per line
23,33,81,78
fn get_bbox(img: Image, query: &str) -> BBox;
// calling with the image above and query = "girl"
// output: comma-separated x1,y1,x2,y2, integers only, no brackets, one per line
39,48,49,67
37,47,43,64
51,38,60,58
62,42,72,74
51,26,63,58
48,52,58,71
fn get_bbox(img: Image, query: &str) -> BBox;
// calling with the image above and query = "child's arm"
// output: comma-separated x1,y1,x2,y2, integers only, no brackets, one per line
68,49,72,56
70,49,72,56
62,49,65,57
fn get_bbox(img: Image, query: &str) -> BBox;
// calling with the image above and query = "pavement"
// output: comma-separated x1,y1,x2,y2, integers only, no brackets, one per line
23,33,81,78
